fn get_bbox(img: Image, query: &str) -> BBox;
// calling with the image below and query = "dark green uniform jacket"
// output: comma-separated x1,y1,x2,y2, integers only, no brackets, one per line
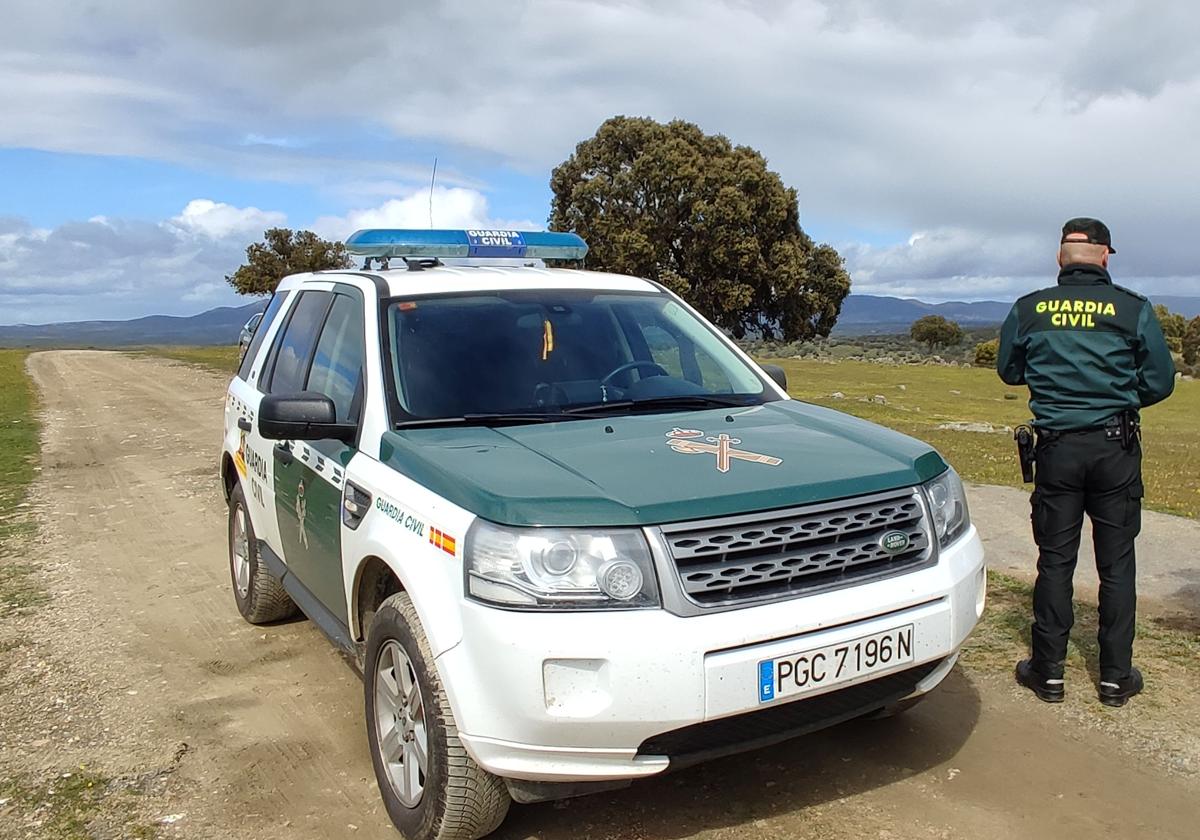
996,264,1176,430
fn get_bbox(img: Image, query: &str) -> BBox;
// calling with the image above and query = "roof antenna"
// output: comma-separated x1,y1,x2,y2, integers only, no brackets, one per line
428,156,438,229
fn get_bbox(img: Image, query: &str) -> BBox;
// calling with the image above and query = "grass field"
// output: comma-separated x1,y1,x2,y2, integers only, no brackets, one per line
967,571,1199,726
138,346,1199,518
133,344,241,373
0,349,47,614
764,358,1199,519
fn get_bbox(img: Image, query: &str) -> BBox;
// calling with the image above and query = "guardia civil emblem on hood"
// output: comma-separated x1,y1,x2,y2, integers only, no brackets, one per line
665,428,782,474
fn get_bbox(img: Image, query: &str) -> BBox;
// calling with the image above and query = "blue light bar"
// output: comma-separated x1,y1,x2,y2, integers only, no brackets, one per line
344,229,588,261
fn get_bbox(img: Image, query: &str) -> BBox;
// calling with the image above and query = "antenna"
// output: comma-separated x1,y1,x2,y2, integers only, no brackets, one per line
428,157,438,229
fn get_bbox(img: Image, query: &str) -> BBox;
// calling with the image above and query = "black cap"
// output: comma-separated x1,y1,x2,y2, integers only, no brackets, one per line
1061,217,1115,253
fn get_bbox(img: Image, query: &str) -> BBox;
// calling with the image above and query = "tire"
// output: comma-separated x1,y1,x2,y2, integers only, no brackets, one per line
365,593,510,840
228,483,297,624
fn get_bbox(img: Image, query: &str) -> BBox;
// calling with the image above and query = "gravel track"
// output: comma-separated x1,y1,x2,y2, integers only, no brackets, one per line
1,349,1197,839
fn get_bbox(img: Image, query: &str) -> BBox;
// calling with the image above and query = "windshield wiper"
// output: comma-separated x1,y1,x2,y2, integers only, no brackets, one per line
564,394,756,416
395,412,579,429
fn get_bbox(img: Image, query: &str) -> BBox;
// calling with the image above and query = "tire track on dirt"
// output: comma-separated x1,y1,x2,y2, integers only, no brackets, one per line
9,351,391,838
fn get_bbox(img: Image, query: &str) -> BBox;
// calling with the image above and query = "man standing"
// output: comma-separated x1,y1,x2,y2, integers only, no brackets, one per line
997,218,1175,707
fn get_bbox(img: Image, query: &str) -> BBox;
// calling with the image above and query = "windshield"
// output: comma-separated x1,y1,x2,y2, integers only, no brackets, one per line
385,290,772,421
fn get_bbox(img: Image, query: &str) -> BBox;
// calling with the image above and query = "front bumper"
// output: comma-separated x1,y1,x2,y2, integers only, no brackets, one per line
439,526,985,782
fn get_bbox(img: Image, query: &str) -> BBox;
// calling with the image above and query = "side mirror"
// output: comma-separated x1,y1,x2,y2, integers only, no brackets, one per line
259,392,356,443
760,363,788,392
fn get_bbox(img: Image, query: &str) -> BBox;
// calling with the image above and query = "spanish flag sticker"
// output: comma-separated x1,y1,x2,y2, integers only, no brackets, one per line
429,527,457,556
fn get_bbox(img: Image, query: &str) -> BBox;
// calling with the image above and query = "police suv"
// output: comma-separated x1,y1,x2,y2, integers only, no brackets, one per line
221,229,986,840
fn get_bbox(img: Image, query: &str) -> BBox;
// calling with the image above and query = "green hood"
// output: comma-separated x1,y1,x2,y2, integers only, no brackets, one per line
379,401,947,527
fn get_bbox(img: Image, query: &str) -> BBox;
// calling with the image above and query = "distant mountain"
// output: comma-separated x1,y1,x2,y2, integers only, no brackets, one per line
0,301,266,347
834,293,1200,335
2,290,1196,346
836,296,1011,333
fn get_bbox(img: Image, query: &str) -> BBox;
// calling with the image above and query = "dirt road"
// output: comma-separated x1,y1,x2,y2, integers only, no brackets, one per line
2,350,1198,839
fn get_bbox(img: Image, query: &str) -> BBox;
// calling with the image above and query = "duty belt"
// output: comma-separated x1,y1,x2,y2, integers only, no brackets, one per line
1035,412,1139,449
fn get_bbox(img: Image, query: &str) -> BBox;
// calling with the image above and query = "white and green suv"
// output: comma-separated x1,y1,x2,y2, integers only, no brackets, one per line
220,229,986,840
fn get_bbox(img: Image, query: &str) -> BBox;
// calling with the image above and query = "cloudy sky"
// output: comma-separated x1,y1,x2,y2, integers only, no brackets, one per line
2,0,1198,324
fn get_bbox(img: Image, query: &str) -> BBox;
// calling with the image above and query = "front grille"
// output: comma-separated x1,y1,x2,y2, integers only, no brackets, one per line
660,488,932,607
637,659,942,767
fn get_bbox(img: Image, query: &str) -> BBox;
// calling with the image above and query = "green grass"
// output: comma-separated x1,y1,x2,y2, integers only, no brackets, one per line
759,358,1200,518
0,349,46,615
0,771,157,840
135,345,241,373
966,571,1200,697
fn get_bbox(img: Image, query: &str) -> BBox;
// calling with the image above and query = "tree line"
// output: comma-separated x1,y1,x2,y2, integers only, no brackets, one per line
934,304,1199,371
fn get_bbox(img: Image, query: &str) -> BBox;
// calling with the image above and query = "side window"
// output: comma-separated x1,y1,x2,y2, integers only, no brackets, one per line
263,291,334,394
305,294,365,423
237,292,290,381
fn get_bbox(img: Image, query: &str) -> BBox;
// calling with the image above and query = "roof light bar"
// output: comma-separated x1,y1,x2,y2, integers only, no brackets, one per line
344,229,588,261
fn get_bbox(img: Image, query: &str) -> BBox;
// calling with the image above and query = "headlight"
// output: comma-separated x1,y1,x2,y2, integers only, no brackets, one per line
923,467,970,547
465,521,661,610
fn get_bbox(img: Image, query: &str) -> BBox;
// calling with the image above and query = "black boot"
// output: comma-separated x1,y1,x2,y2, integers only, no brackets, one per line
1098,667,1143,708
1015,659,1065,703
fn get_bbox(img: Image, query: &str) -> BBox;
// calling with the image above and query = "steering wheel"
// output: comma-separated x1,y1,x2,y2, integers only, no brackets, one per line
600,360,669,388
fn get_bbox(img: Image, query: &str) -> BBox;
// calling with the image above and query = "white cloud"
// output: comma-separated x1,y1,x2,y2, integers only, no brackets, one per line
240,133,304,148
3,1,1200,303
312,187,539,241
171,199,286,239
0,201,279,324
842,227,1200,301
0,189,546,324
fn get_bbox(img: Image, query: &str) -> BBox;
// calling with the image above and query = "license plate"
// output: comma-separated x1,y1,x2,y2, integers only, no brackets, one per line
758,624,915,703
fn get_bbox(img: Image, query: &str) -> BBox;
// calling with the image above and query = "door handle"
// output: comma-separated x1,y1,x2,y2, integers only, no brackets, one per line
237,417,252,432
273,443,294,466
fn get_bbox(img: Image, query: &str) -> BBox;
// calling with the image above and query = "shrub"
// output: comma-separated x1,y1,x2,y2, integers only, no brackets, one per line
974,338,1000,368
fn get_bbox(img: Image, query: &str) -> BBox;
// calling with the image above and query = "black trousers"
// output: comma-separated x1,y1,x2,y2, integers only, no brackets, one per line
1030,430,1143,682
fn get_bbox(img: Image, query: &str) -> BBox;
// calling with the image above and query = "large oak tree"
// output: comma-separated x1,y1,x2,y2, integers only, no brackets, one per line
910,315,964,353
549,117,851,341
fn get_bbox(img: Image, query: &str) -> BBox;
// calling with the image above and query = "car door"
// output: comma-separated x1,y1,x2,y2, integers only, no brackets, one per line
271,289,366,623
227,290,293,555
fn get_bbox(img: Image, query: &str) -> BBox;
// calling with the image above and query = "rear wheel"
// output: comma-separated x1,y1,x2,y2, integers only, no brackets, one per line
228,483,297,624
365,592,510,840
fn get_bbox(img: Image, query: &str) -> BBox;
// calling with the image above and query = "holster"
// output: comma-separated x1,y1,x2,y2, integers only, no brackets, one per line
1015,425,1036,483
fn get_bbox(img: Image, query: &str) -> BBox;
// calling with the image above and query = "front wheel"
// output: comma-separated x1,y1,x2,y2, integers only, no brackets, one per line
365,593,510,840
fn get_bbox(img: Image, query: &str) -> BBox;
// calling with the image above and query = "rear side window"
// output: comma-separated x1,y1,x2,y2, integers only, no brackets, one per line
305,293,365,423
263,291,334,393
237,292,290,381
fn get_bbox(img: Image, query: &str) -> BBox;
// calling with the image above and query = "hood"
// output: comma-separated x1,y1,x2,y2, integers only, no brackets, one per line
379,400,947,527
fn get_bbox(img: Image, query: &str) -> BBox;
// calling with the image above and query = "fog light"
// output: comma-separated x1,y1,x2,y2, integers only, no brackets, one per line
598,560,642,600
